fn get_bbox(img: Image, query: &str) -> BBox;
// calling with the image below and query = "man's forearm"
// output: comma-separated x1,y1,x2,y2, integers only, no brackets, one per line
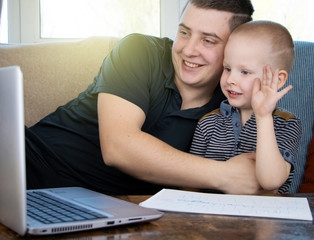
98,93,260,194
102,128,262,194
102,128,222,189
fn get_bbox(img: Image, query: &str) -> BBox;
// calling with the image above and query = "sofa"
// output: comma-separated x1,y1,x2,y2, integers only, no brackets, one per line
0,37,119,127
0,37,313,193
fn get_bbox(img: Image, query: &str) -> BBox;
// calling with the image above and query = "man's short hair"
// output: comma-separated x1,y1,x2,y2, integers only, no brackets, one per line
187,0,255,31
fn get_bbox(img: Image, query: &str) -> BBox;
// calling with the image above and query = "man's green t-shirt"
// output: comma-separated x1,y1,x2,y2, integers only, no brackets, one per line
26,34,225,195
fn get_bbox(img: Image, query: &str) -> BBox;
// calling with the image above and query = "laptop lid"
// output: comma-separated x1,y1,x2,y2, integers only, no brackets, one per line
0,66,27,236
0,66,163,236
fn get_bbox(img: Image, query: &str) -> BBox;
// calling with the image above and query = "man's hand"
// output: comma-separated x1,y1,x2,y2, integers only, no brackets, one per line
219,153,261,195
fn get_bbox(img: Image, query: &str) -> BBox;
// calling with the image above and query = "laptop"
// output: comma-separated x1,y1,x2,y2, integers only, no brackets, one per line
0,66,163,236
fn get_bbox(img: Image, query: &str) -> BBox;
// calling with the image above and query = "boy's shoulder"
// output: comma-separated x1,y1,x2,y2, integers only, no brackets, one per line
273,108,299,121
199,108,222,122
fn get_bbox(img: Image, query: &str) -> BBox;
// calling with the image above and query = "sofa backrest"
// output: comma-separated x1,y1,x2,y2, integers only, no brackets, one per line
0,37,119,127
278,41,314,193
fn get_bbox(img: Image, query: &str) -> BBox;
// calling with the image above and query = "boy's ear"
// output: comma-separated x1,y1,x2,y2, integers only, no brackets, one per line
277,70,288,89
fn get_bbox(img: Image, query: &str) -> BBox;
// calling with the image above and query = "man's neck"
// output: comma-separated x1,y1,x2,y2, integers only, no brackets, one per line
178,84,216,110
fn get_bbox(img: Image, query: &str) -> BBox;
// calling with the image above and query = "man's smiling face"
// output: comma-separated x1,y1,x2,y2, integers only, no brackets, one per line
172,3,233,90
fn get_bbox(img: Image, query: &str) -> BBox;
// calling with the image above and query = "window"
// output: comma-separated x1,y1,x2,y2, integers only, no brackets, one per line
40,0,160,39
0,0,7,43
2,0,187,43
1,0,313,44
251,0,314,42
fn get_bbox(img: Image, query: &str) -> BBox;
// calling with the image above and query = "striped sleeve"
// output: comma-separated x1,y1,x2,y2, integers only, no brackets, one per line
189,109,221,157
189,122,208,157
273,110,302,193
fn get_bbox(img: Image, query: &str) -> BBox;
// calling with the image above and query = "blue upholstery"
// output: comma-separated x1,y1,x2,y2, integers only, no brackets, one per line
278,41,314,193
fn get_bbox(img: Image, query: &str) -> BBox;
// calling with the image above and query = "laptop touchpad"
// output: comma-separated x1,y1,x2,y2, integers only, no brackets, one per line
74,196,131,210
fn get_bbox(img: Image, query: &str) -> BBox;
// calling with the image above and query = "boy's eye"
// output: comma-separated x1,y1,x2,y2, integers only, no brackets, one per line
224,67,231,72
241,70,249,75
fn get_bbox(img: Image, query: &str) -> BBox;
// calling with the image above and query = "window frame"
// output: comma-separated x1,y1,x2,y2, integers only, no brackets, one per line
7,0,188,43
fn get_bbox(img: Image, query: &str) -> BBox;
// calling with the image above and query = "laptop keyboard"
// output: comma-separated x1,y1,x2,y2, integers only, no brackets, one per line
27,191,108,224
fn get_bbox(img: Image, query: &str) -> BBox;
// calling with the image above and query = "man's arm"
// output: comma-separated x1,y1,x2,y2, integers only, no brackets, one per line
98,93,260,194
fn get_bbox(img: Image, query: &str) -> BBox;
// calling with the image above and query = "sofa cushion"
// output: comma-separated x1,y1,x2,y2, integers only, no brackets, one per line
0,37,119,126
278,41,314,193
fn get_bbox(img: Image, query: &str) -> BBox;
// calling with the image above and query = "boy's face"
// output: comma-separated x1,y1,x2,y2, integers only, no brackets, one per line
172,3,233,92
220,33,273,113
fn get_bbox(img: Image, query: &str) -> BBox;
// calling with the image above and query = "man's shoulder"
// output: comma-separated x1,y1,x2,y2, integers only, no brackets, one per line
120,33,173,50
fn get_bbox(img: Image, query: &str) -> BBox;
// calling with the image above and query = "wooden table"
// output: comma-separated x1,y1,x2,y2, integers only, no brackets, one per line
1,194,313,240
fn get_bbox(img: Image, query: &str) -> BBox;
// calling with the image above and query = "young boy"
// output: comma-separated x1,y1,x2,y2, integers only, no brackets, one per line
189,20,302,193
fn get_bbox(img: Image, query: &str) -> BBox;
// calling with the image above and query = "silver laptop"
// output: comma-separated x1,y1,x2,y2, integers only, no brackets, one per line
0,66,163,236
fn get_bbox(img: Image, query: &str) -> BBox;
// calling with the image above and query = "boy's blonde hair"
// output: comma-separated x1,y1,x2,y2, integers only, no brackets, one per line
232,20,295,73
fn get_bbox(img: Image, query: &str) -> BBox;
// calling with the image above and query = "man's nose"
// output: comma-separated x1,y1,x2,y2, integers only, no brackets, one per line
182,37,200,57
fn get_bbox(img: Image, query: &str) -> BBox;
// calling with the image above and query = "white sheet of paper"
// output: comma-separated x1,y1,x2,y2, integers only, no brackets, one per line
140,189,313,221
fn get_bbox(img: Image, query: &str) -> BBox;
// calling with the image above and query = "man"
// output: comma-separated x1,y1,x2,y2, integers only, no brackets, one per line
26,0,257,195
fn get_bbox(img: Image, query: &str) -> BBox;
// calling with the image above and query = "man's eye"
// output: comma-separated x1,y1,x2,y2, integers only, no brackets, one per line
204,39,213,44
179,30,187,35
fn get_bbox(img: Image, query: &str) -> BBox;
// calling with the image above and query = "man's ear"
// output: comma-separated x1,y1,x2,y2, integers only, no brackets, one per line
277,70,289,89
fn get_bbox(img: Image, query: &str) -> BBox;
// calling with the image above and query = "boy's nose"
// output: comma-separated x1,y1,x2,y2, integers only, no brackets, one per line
226,74,238,85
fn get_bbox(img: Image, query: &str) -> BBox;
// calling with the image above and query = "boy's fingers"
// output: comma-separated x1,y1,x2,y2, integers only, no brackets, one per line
277,85,293,99
252,78,261,95
262,66,267,86
271,68,280,90
265,65,273,86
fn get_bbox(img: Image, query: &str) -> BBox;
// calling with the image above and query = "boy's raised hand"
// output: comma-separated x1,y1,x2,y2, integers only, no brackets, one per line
251,65,292,119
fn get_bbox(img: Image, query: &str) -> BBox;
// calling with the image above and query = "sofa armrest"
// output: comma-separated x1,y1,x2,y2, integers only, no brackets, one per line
0,36,119,126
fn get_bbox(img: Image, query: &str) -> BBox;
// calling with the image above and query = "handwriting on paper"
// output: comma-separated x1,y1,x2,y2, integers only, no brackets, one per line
140,189,313,221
